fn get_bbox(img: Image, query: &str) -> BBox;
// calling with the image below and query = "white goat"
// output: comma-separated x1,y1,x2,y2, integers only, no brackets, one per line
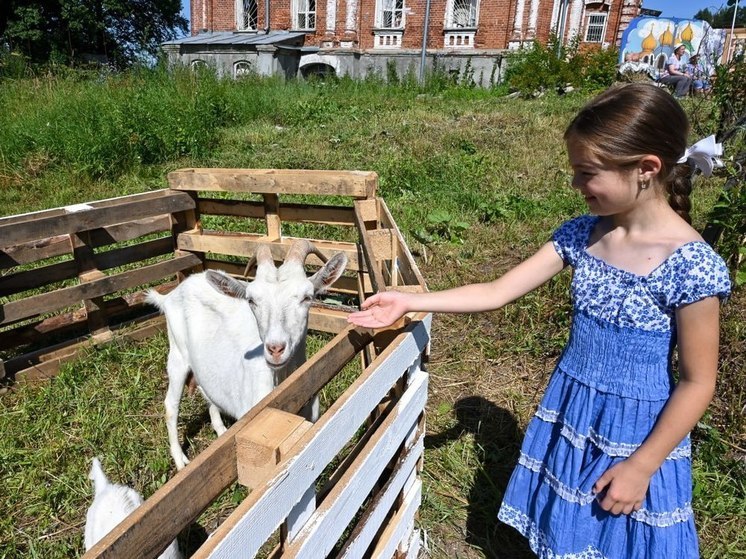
146,239,348,470
84,457,182,558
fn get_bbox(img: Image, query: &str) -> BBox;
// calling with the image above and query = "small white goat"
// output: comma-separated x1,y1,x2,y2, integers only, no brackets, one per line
84,457,182,558
146,239,347,470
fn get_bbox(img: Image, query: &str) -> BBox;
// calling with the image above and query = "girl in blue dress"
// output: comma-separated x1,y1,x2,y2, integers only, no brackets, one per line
347,82,732,558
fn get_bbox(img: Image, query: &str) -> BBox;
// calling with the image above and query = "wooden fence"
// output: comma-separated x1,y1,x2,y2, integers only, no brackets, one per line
0,168,430,558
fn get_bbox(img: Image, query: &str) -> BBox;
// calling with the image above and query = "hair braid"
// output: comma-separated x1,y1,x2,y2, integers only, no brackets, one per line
667,164,693,224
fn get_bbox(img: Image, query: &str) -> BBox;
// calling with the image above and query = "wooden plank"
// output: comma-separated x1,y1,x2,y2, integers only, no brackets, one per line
168,169,378,199
369,479,422,559
0,253,200,326
83,324,374,559
235,408,312,489
0,191,195,248
178,232,362,271
368,229,396,262
263,193,281,240
198,198,356,226
377,199,427,289
0,236,174,297
338,434,425,558
71,232,111,341
0,216,172,270
284,370,428,557
354,201,386,293
196,318,430,558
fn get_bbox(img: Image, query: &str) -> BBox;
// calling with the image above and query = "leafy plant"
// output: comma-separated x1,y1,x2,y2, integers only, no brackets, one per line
413,210,470,244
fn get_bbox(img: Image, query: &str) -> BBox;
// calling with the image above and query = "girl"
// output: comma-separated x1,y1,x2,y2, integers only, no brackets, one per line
347,83,731,558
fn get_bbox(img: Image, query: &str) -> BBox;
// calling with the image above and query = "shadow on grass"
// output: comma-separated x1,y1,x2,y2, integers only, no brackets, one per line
426,395,536,559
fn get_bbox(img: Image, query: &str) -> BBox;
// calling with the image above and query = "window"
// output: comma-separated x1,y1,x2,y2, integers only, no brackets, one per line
377,0,405,29
236,0,258,31
294,0,316,30
584,13,607,43
446,0,478,28
233,61,253,78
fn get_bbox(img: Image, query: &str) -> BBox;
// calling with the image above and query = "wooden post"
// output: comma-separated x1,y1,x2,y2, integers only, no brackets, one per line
70,232,112,343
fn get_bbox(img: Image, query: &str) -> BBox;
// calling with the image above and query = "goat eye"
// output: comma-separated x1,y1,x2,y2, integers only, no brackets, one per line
247,297,256,307
302,295,313,304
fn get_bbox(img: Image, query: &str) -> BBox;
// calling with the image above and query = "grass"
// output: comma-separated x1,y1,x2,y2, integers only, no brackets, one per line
0,69,744,558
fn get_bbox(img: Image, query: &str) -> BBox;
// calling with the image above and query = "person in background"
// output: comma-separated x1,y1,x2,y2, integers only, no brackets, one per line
659,44,692,98
348,83,731,558
686,54,712,95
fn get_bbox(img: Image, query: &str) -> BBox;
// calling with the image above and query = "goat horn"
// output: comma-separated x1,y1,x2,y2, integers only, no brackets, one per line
242,255,257,278
255,244,274,266
286,239,328,264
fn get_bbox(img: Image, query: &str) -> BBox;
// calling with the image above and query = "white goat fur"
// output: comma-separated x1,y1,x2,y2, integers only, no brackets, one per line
84,457,182,558
146,240,348,470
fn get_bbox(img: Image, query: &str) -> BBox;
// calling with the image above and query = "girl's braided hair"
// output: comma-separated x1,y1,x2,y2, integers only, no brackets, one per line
563,83,693,223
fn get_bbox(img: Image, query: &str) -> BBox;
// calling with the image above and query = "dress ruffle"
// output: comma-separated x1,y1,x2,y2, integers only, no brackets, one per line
499,368,698,559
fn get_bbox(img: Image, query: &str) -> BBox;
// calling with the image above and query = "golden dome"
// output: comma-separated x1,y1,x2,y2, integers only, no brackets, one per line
659,25,674,46
680,23,694,42
641,29,657,52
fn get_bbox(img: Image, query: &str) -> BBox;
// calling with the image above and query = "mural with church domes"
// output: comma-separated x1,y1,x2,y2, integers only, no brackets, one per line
619,17,727,78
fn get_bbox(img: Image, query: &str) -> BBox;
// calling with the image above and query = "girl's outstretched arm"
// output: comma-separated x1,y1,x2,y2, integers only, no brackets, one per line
593,296,721,515
347,241,565,328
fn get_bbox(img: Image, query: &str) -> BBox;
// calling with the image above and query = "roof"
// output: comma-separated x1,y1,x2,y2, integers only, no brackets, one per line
162,31,307,46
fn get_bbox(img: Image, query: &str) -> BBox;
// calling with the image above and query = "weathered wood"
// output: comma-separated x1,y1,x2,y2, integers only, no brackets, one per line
263,193,282,240
0,253,200,326
82,325,374,559
198,198,357,226
168,169,378,199
0,215,172,270
368,479,422,559
236,408,312,489
378,199,427,289
0,191,195,248
337,434,425,558
283,370,428,557
195,318,430,558
178,232,362,271
354,201,386,293
71,232,111,341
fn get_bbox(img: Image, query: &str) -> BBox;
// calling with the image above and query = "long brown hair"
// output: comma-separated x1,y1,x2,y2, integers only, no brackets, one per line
564,83,693,222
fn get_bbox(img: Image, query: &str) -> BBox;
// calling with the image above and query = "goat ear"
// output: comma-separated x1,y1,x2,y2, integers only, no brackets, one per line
310,252,348,294
205,270,247,299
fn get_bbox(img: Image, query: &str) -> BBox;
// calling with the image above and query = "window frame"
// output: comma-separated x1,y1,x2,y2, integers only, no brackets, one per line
584,12,607,43
293,0,317,31
235,0,258,31
376,0,406,30
445,0,479,29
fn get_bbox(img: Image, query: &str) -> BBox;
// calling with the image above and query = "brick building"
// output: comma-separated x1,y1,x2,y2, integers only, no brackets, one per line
162,0,642,85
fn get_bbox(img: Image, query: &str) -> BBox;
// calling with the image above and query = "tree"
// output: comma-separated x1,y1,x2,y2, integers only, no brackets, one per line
695,1,746,28
0,0,188,67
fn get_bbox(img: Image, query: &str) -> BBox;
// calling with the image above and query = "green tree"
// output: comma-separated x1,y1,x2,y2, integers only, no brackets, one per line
0,0,187,67
695,0,746,28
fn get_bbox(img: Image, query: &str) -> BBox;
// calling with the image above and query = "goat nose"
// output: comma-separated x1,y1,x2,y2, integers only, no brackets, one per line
266,343,285,358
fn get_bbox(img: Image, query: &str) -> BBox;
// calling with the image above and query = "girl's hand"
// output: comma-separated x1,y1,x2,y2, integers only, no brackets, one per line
593,458,653,515
347,291,409,328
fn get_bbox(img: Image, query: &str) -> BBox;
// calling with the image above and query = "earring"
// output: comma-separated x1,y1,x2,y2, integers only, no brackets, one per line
639,178,650,190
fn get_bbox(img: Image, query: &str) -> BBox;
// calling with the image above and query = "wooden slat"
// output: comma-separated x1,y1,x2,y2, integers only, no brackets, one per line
369,479,422,559
337,434,424,558
195,317,430,558
168,169,378,199
283,371,427,557
0,283,175,353
377,199,427,289
0,191,195,248
83,324,375,559
0,253,200,326
0,237,173,297
177,232,362,271
0,215,172,270
198,199,356,226
354,201,386,293
263,193,281,240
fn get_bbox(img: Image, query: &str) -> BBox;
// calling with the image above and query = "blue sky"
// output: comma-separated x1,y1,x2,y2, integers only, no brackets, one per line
178,1,730,29
642,0,728,19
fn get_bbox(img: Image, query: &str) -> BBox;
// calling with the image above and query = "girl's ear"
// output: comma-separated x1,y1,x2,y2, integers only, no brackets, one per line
638,155,662,182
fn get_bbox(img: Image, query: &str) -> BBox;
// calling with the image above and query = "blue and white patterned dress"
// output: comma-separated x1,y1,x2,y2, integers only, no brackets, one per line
497,215,732,559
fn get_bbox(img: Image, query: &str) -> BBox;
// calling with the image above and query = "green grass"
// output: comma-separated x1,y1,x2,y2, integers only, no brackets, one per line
0,69,744,558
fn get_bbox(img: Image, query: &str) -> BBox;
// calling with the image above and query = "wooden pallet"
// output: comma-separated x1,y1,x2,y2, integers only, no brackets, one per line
2,168,430,558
